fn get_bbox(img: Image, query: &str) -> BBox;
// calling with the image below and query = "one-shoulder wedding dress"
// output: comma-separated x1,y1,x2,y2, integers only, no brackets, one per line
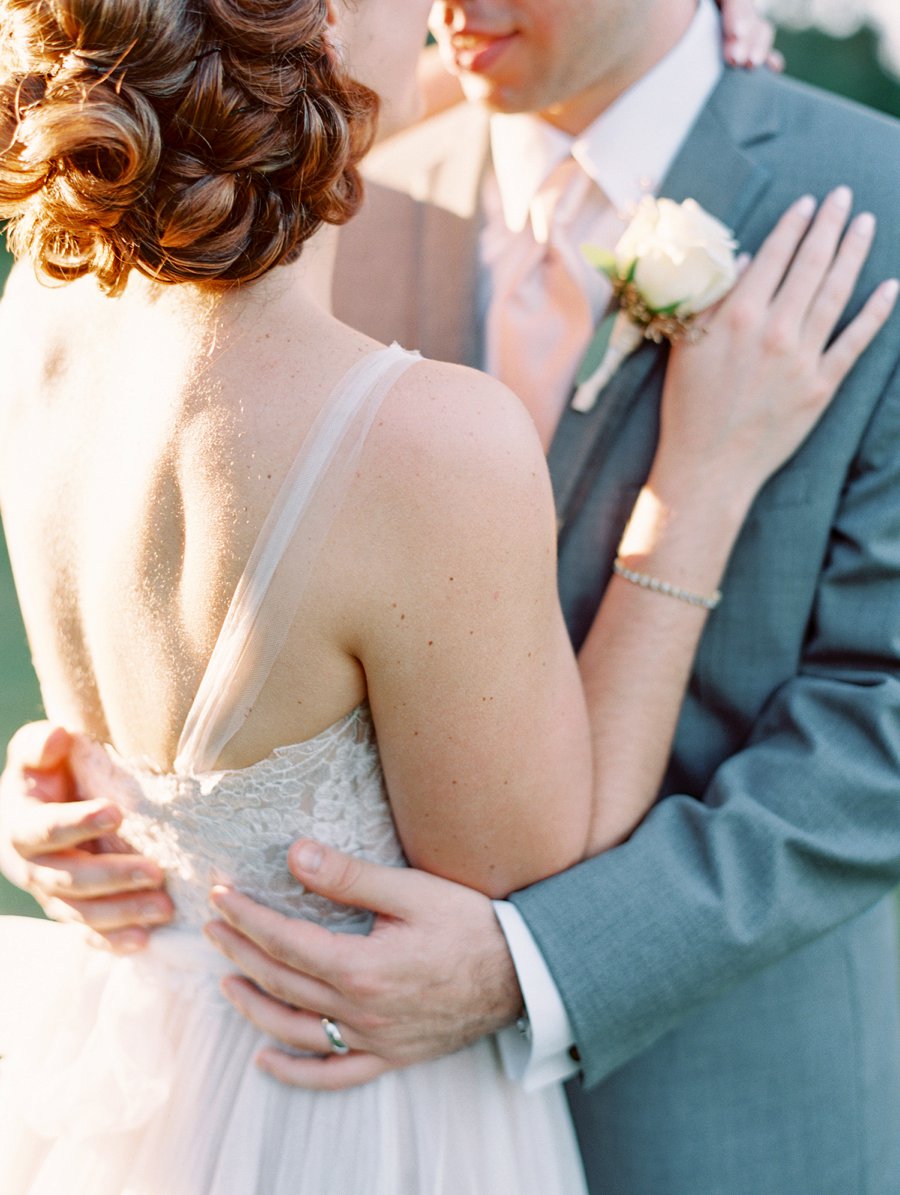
0,344,587,1194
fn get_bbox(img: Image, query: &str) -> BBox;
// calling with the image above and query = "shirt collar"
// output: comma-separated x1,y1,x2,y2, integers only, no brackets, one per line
490,0,724,232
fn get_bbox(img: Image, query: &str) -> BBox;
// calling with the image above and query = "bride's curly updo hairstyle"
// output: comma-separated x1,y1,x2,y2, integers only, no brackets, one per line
0,0,378,292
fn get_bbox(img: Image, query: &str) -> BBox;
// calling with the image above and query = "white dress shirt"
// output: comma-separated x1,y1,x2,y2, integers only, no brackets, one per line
489,0,725,1090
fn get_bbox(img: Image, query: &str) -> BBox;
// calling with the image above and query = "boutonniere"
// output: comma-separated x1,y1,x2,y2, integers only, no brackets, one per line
571,197,739,413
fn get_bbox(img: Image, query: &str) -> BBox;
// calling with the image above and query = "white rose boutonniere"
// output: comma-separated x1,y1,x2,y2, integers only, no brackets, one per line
571,196,740,413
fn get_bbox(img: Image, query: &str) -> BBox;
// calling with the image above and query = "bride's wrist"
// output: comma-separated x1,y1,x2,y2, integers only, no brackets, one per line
617,474,752,599
641,458,756,532
650,436,775,515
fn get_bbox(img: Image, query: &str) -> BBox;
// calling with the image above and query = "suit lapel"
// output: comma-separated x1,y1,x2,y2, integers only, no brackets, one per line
548,335,662,525
661,76,776,226
550,72,780,534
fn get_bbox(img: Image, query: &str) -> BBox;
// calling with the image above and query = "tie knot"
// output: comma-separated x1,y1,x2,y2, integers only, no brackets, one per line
529,157,586,245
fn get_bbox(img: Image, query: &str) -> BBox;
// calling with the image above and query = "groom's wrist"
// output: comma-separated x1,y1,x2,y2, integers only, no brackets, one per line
492,901,580,1090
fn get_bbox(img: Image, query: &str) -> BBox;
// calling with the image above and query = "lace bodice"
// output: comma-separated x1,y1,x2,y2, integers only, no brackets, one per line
67,345,419,933
69,706,404,931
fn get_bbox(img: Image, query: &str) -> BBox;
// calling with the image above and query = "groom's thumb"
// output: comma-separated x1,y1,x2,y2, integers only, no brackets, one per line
288,839,423,920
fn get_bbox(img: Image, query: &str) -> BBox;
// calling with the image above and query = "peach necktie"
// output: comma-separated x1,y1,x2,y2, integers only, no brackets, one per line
485,157,597,447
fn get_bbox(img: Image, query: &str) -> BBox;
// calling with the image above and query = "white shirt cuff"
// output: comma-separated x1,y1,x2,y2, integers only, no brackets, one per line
492,899,580,1091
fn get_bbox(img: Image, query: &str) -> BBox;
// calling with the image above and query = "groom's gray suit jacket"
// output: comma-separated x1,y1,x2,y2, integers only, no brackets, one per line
335,68,900,1195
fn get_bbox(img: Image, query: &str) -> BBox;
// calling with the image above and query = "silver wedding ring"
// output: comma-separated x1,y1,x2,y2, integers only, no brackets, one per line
321,1016,351,1055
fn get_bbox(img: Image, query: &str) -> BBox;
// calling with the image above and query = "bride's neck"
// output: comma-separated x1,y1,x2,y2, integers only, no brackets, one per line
253,224,338,314
129,224,339,333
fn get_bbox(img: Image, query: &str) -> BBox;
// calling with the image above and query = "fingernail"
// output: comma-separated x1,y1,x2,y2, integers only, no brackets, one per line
852,212,876,237
94,810,119,832
879,279,899,304
795,195,816,218
830,185,853,210
131,868,155,885
292,842,323,874
203,922,223,943
749,48,766,68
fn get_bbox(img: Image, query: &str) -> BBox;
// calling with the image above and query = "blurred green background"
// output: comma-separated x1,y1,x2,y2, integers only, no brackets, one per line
1,14,899,919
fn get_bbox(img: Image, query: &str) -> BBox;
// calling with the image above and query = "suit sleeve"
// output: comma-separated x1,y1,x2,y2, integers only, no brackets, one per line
510,356,900,1089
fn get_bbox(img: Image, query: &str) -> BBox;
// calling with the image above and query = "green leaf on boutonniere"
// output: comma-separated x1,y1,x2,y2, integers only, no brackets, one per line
576,312,617,386
582,245,618,279
654,300,684,316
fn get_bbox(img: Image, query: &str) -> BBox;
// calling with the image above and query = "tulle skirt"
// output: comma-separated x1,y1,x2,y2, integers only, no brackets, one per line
0,917,587,1194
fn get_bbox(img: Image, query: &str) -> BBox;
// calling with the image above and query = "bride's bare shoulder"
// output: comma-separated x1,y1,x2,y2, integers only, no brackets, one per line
0,260,106,371
0,261,79,427
0,260,49,347
371,356,546,494
351,355,554,557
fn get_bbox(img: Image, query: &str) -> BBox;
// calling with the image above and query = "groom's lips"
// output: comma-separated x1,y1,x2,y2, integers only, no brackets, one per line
449,31,517,74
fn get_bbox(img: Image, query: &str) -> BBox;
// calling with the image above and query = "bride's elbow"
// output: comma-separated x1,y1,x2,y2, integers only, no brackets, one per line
405,832,587,901
490,825,593,898
586,803,642,856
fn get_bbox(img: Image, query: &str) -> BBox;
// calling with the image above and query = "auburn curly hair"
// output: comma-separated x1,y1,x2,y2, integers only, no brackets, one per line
0,0,379,292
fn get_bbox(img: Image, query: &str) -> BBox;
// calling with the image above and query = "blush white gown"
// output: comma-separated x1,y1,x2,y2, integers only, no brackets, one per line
0,344,587,1195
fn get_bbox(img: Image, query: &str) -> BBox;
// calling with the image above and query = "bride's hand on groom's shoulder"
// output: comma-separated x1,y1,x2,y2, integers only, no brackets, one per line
0,721,173,953
657,189,898,510
205,842,521,1090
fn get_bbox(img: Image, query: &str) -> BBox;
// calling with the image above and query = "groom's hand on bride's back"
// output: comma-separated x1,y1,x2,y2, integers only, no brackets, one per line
0,720,173,952
205,841,522,1089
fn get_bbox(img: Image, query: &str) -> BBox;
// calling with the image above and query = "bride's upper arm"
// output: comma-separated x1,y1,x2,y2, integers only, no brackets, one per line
347,361,592,898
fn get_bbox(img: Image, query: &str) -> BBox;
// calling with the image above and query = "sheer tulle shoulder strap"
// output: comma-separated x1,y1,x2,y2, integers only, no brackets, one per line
174,344,421,775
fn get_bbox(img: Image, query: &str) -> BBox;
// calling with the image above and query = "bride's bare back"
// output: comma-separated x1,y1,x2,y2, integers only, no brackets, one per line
0,253,597,896
0,266,369,758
